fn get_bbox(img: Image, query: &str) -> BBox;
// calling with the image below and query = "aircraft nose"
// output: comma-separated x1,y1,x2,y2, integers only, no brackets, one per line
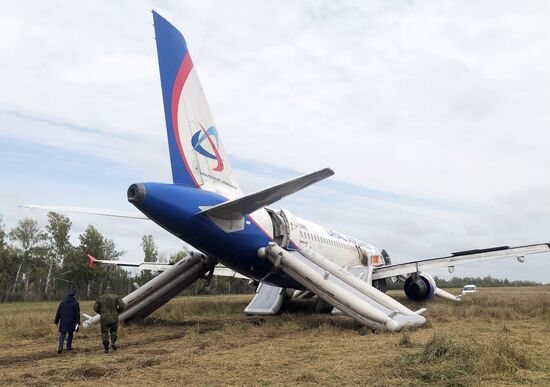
127,183,146,204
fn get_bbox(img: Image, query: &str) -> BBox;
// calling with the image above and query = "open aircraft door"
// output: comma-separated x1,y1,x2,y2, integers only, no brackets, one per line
280,208,299,250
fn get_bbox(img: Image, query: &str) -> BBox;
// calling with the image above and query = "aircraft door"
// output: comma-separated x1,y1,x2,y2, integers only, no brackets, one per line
266,208,290,248
280,209,299,250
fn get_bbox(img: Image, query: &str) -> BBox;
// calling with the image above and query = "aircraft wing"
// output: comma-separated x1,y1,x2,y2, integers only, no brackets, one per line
372,243,550,280
22,205,149,220
212,265,250,279
87,255,248,278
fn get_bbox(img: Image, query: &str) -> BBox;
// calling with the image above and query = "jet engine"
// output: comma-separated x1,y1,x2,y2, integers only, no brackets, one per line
403,273,436,301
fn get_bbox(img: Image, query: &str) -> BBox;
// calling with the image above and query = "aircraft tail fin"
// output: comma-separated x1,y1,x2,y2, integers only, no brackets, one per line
152,11,241,197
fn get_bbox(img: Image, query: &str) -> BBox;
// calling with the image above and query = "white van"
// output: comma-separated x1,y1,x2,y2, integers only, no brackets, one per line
461,285,478,295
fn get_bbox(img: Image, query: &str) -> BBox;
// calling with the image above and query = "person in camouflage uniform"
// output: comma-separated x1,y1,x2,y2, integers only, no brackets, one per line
93,290,125,353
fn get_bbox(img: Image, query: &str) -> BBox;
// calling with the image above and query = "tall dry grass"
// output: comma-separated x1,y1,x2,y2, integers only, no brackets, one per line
1,289,549,386
393,332,538,385
390,288,550,322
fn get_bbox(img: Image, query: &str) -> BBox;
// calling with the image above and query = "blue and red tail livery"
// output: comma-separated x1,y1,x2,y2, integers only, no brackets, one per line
153,11,241,197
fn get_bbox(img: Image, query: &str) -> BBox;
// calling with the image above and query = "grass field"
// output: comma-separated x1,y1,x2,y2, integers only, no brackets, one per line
1,287,550,386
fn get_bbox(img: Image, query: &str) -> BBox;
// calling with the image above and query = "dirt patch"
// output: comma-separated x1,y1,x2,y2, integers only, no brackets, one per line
247,317,266,326
144,349,170,355
195,324,222,334
0,349,62,367
0,331,184,367
126,331,187,347
136,358,161,368
69,365,109,379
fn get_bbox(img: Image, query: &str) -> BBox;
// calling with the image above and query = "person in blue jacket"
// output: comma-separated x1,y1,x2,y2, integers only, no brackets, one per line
54,290,80,354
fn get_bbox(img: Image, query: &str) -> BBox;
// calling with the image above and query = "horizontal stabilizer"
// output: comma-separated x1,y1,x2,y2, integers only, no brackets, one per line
22,205,149,220
196,168,333,231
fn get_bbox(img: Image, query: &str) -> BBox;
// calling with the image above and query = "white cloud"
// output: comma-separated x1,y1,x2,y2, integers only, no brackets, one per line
1,1,550,281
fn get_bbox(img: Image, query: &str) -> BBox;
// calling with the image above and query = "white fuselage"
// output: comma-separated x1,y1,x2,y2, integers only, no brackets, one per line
250,208,384,269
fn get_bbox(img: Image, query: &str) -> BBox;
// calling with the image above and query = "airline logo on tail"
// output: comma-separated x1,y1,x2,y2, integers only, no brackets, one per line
191,124,224,172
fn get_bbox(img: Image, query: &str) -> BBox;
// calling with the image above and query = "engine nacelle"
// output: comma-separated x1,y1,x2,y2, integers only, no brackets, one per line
404,273,436,301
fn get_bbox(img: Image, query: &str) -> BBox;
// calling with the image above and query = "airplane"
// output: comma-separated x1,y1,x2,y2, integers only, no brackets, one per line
26,11,550,332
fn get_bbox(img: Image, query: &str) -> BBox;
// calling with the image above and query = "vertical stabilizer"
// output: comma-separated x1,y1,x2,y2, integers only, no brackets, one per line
152,11,241,197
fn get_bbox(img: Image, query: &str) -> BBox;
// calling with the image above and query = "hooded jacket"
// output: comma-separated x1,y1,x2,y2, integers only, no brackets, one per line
54,291,81,333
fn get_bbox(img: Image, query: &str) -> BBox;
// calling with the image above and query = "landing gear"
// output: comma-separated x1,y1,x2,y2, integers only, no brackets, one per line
372,278,388,293
314,298,333,314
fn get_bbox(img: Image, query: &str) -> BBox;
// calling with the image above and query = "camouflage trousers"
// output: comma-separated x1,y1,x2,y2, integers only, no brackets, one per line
100,322,118,346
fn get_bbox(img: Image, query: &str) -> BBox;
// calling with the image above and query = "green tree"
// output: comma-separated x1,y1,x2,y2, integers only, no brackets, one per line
0,216,23,301
8,218,47,299
0,217,12,300
137,234,159,283
82,225,123,297
141,235,158,263
63,225,125,299
0,216,5,251
0,247,20,302
169,248,188,264
44,212,72,298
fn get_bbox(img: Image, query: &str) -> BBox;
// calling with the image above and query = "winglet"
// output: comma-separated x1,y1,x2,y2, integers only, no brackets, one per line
87,254,97,269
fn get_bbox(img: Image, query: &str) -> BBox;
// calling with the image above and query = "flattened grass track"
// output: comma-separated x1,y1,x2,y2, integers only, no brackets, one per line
1,288,550,386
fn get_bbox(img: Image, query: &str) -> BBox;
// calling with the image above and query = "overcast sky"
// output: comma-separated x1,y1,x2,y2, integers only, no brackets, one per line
1,1,549,282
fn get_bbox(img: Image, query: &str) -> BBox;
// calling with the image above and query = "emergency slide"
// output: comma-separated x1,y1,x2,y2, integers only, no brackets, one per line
259,243,426,331
244,283,286,315
82,252,216,327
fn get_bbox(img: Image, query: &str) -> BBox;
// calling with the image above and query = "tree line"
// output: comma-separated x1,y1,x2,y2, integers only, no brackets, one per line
0,212,252,302
432,275,543,288
2,212,540,302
